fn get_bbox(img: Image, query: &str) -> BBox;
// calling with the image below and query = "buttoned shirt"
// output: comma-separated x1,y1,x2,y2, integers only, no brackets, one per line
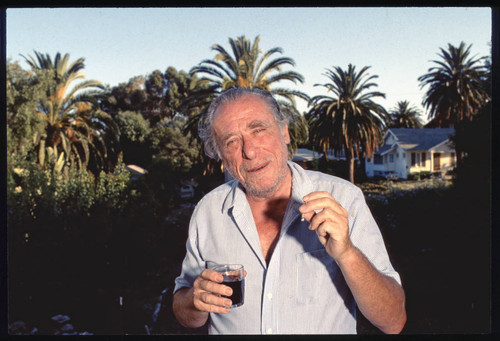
174,161,401,334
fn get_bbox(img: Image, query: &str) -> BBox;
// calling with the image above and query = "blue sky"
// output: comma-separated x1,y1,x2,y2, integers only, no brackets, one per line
6,7,492,122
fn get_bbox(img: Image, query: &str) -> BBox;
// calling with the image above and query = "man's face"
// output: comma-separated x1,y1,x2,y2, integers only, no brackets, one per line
212,95,291,198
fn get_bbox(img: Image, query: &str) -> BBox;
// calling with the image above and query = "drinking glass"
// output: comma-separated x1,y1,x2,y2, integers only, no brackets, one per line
206,261,245,308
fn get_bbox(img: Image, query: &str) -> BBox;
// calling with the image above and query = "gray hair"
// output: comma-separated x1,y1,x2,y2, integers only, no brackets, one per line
198,88,288,160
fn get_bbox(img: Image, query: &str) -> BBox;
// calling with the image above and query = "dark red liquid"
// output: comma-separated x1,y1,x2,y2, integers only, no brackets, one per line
222,279,244,307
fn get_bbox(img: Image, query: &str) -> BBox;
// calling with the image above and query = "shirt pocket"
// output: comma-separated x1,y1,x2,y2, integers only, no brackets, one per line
296,248,339,305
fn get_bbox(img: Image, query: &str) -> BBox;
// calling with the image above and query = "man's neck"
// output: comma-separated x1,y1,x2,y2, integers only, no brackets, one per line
245,167,292,265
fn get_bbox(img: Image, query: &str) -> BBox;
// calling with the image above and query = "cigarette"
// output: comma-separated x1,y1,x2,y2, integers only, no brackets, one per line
301,214,305,221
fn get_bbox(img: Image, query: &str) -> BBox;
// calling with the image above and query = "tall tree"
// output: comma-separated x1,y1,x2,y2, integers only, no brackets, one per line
22,51,117,172
418,42,490,166
100,76,148,116
307,64,387,183
164,67,217,122
6,59,47,159
142,70,168,124
418,42,490,126
386,100,423,128
190,35,310,157
114,110,152,166
101,68,216,127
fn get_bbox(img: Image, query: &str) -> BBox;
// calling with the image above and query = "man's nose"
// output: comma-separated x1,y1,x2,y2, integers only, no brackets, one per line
242,137,257,159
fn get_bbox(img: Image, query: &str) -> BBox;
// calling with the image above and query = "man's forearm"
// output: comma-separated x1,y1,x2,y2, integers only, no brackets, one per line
336,246,407,334
172,287,210,328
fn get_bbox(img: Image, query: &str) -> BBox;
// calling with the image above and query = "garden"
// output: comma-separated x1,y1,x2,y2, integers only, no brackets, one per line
8,169,491,335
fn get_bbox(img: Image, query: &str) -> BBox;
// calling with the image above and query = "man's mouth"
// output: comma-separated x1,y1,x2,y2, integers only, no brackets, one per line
246,162,269,173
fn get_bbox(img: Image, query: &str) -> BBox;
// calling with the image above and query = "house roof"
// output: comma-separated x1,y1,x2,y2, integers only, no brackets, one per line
377,144,395,155
387,128,455,151
292,148,348,161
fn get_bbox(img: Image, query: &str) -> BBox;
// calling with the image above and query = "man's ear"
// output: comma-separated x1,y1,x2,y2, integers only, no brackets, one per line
283,125,291,144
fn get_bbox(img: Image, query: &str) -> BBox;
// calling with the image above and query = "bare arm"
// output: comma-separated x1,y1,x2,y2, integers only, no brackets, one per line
300,191,407,334
336,245,406,334
172,269,233,328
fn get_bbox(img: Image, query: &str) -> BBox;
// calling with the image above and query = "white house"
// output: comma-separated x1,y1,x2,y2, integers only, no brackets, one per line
365,128,456,180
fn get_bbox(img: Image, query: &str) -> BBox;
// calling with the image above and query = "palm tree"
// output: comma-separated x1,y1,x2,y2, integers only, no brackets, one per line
190,35,310,157
307,64,387,183
387,100,423,128
418,42,490,126
22,51,117,172
418,42,490,166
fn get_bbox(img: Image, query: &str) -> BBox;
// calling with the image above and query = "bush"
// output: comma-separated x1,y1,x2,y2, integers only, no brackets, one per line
364,184,490,333
7,159,135,328
7,146,194,333
408,171,431,180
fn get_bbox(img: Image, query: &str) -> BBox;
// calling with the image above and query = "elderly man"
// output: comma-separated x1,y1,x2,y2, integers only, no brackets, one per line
172,88,406,334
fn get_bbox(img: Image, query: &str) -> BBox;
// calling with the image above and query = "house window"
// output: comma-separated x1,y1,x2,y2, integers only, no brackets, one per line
396,152,399,158
389,154,394,163
374,154,383,164
421,152,426,166
411,152,417,166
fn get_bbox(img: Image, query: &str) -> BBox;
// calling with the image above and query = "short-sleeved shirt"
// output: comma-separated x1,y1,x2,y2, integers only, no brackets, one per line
174,161,401,334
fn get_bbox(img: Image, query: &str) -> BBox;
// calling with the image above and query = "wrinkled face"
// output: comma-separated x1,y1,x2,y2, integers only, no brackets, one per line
213,95,291,199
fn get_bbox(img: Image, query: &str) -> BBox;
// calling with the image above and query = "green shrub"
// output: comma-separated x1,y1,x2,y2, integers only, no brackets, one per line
408,171,431,180
420,171,432,179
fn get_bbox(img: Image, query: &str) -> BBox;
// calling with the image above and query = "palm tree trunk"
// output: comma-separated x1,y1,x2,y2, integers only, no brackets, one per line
346,147,355,183
454,117,467,169
455,146,465,169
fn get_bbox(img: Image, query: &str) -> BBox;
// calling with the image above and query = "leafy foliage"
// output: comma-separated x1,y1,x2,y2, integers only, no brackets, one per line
101,68,215,126
7,59,50,159
101,76,148,115
164,67,217,121
7,157,131,226
149,121,200,173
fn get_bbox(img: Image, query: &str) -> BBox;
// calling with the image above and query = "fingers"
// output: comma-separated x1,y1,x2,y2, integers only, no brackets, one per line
300,192,347,218
192,270,233,314
193,290,232,314
307,207,348,232
201,269,224,283
299,192,347,224
299,191,349,240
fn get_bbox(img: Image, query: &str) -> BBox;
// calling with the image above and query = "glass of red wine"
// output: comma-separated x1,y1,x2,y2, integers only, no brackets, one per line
206,262,245,308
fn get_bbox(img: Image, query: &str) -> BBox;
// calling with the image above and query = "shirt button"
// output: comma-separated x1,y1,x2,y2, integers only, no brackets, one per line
267,293,273,300
267,328,273,334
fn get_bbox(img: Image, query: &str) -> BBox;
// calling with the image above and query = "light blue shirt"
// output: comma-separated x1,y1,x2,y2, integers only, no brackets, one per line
174,161,401,334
